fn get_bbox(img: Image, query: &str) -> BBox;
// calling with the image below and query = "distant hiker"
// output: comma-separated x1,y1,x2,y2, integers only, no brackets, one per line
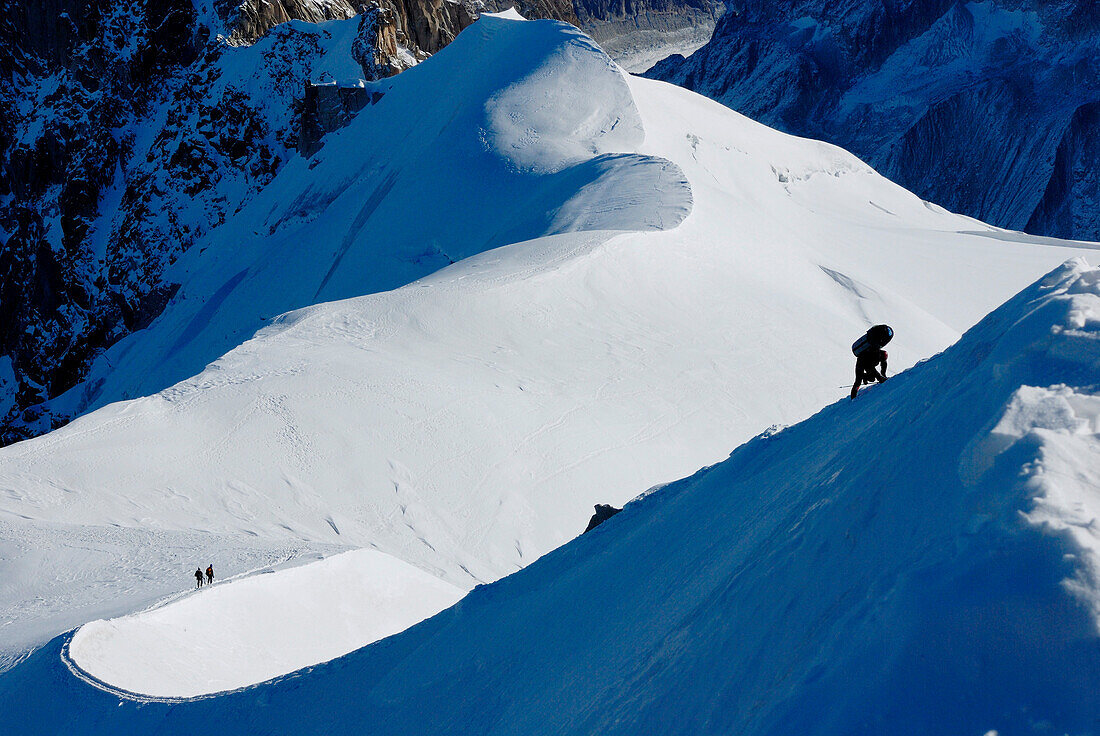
206,565,214,585
195,568,204,588
850,324,893,399
584,503,622,533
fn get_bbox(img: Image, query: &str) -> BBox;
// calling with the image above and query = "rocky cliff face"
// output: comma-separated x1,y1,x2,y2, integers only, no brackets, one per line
1,0,209,442
226,0,359,45
486,0,577,25
572,0,722,72
352,2,422,80
647,0,1100,242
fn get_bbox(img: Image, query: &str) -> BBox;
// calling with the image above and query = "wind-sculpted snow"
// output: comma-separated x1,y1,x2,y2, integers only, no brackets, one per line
2,13,1099,696
68,549,464,698
484,33,644,174
5,260,1100,734
45,16,690,420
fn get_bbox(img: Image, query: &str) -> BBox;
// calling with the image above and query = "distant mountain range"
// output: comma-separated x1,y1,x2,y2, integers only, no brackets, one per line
648,0,1100,243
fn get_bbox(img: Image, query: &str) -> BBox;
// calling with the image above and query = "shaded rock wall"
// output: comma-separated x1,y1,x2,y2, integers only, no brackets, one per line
0,3,349,443
1027,101,1100,241
572,0,723,72
647,0,1100,242
299,83,384,156
227,0,359,45
484,0,578,25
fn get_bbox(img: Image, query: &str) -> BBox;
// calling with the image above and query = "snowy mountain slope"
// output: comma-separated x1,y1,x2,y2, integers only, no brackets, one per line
38,15,688,422
68,548,464,698
646,0,1100,243
0,0,573,443
0,519,348,673
2,15,1099,681
6,259,1100,734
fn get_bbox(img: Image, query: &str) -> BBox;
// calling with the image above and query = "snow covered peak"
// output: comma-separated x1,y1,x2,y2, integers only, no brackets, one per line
24,16,689,429
483,22,644,174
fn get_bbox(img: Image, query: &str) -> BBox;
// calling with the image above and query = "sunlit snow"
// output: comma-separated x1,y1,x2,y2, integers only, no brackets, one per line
2,13,1098,711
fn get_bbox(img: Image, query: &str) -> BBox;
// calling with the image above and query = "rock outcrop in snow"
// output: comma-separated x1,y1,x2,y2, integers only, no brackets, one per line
226,0,359,45
351,2,425,80
646,0,1100,243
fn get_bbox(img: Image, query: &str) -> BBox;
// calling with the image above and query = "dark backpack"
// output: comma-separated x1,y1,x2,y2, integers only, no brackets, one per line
852,324,893,356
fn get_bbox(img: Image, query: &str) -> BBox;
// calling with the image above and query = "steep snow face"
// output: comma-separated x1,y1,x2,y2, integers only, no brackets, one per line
6,261,1100,734
646,0,1100,242
1,15,1097,682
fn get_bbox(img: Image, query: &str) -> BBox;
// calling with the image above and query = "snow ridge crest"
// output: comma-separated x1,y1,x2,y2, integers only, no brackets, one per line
957,258,1100,624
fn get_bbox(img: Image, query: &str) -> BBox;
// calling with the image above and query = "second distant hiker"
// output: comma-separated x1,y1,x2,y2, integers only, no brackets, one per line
206,565,214,585
850,324,892,399
584,503,622,533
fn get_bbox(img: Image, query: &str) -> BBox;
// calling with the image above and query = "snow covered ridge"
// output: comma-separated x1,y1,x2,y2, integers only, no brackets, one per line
5,262,1100,733
34,16,692,426
960,260,1100,622
67,549,464,698
2,11,1097,686
0,15,697,663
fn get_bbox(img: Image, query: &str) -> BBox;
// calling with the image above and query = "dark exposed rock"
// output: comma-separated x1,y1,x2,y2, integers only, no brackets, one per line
574,0,709,24
569,0,721,72
353,2,405,79
353,1,427,80
299,83,384,156
1027,102,1100,240
391,0,481,55
482,0,577,26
